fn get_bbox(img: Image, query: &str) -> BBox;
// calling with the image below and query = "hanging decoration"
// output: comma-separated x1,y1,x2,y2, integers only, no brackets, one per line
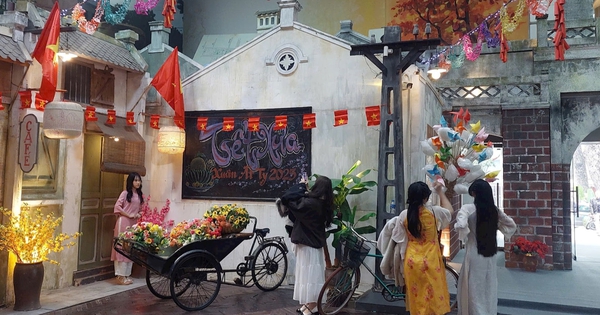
102,0,132,25
274,115,287,130
365,106,380,126
334,110,348,127
197,117,208,131
85,106,98,121
500,0,527,33
126,111,136,125
150,115,160,129
527,0,554,17
302,113,316,130
496,23,510,63
480,22,500,48
34,96,47,111
72,1,104,35
462,28,485,61
157,126,185,154
248,117,260,132
553,0,569,61
163,0,176,28
223,117,234,131
134,0,160,15
0,92,3,110
18,91,32,109
107,109,116,125
43,101,84,139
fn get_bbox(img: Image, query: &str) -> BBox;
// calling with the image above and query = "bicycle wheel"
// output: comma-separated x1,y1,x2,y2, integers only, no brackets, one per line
317,266,361,315
146,269,171,299
445,264,459,310
170,251,222,311
251,243,288,291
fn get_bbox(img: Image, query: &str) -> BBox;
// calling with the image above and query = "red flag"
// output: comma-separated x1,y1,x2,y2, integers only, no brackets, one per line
34,95,48,111
334,110,348,127
31,2,60,104
197,117,208,131
19,91,32,109
274,115,287,131
106,110,116,125
248,117,260,132
365,106,381,126
150,47,185,128
85,106,98,121
126,111,136,126
0,91,4,110
150,115,160,129
223,117,234,131
162,0,176,28
303,113,316,130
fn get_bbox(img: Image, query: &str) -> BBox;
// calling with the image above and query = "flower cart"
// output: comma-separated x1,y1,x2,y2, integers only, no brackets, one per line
113,216,288,311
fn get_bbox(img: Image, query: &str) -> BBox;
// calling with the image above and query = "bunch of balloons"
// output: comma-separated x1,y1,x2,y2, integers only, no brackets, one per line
421,108,499,195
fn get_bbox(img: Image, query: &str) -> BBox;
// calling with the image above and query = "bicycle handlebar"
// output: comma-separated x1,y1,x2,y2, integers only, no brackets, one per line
347,225,377,245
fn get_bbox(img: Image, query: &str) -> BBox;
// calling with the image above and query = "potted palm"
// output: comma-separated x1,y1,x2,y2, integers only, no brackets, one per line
0,205,80,311
314,160,377,269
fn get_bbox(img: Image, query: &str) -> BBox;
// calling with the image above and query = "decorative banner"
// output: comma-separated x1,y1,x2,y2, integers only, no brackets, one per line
126,111,136,126
222,117,234,131
197,117,208,131
150,114,160,129
248,117,260,132
274,115,287,131
34,95,47,111
85,106,98,121
106,109,116,125
303,113,316,130
365,105,381,126
183,107,312,200
19,91,32,109
334,110,348,127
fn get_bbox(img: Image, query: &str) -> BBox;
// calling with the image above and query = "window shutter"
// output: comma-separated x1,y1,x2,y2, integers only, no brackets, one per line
91,67,115,107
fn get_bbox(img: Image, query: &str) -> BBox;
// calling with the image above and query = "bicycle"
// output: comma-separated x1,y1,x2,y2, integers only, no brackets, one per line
316,226,459,315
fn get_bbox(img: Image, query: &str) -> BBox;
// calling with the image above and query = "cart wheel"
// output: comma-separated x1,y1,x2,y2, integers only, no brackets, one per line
146,269,190,299
251,243,288,291
170,251,222,311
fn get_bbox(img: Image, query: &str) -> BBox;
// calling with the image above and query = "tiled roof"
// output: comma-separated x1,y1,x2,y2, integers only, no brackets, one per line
0,34,31,64
60,30,146,73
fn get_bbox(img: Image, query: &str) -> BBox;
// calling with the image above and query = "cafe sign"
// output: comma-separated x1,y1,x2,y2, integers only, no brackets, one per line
19,114,39,173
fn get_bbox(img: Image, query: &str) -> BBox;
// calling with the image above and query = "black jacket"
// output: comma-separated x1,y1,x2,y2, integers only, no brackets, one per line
284,196,327,249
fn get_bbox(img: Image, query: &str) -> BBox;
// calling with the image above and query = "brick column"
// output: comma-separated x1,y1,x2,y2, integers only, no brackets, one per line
502,109,553,269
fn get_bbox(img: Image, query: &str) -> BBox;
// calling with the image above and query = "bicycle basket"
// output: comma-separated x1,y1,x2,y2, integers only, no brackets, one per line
341,234,370,268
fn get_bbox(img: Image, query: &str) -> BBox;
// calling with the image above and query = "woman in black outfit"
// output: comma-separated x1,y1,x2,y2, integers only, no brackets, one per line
281,176,334,315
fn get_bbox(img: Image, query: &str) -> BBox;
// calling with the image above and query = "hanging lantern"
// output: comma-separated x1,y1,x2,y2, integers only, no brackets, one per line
43,101,84,139
157,126,185,154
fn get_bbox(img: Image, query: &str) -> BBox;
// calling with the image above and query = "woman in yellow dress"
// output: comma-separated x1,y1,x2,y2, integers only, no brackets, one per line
392,181,454,315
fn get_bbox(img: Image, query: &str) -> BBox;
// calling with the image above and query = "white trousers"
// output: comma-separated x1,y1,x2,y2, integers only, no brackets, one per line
114,261,133,276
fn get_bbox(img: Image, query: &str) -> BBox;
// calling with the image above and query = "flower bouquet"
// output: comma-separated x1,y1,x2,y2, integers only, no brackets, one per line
119,222,168,254
511,236,549,259
204,204,250,234
169,218,222,247
138,196,174,230
421,108,499,195
0,206,80,264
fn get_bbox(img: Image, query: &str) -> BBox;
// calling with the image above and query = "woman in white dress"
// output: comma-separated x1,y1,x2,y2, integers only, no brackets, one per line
454,179,517,315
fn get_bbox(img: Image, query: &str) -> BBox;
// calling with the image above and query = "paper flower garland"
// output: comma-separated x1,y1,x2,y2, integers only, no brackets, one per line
134,0,160,15
422,108,499,195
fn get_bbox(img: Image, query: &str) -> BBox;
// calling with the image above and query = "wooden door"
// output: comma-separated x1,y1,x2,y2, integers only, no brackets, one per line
78,134,124,269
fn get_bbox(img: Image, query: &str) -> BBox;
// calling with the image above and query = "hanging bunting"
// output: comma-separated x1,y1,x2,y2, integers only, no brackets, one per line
462,29,485,61
134,0,160,15
448,47,466,69
18,91,32,109
223,117,234,131
480,22,500,49
197,117,208,131
334,110,348,127
85,106,98,121
553,0,569,61
106,110,116,124
72,1,104,35
248,117,260,132
303,113,316,130
150,114,160,129
102,0,132,25
500,0,527,33
274,115,287,131
126,111,136,125
34,95,47,111
365,106,380,126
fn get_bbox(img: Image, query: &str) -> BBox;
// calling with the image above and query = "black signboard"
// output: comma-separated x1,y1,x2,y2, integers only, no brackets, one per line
183,107,312,200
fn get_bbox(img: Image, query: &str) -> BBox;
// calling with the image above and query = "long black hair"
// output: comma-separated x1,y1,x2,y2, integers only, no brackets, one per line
126,172,144,204
406,181,431,239
469,179,498,257
308,176,334,226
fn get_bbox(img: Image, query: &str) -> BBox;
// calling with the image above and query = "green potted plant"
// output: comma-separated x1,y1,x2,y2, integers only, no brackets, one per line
313,160,377,268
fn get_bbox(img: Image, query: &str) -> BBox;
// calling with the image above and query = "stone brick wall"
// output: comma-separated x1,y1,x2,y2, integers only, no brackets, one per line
502,109,556,269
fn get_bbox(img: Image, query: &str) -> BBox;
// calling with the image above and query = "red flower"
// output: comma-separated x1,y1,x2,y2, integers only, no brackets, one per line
511,237,549,259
